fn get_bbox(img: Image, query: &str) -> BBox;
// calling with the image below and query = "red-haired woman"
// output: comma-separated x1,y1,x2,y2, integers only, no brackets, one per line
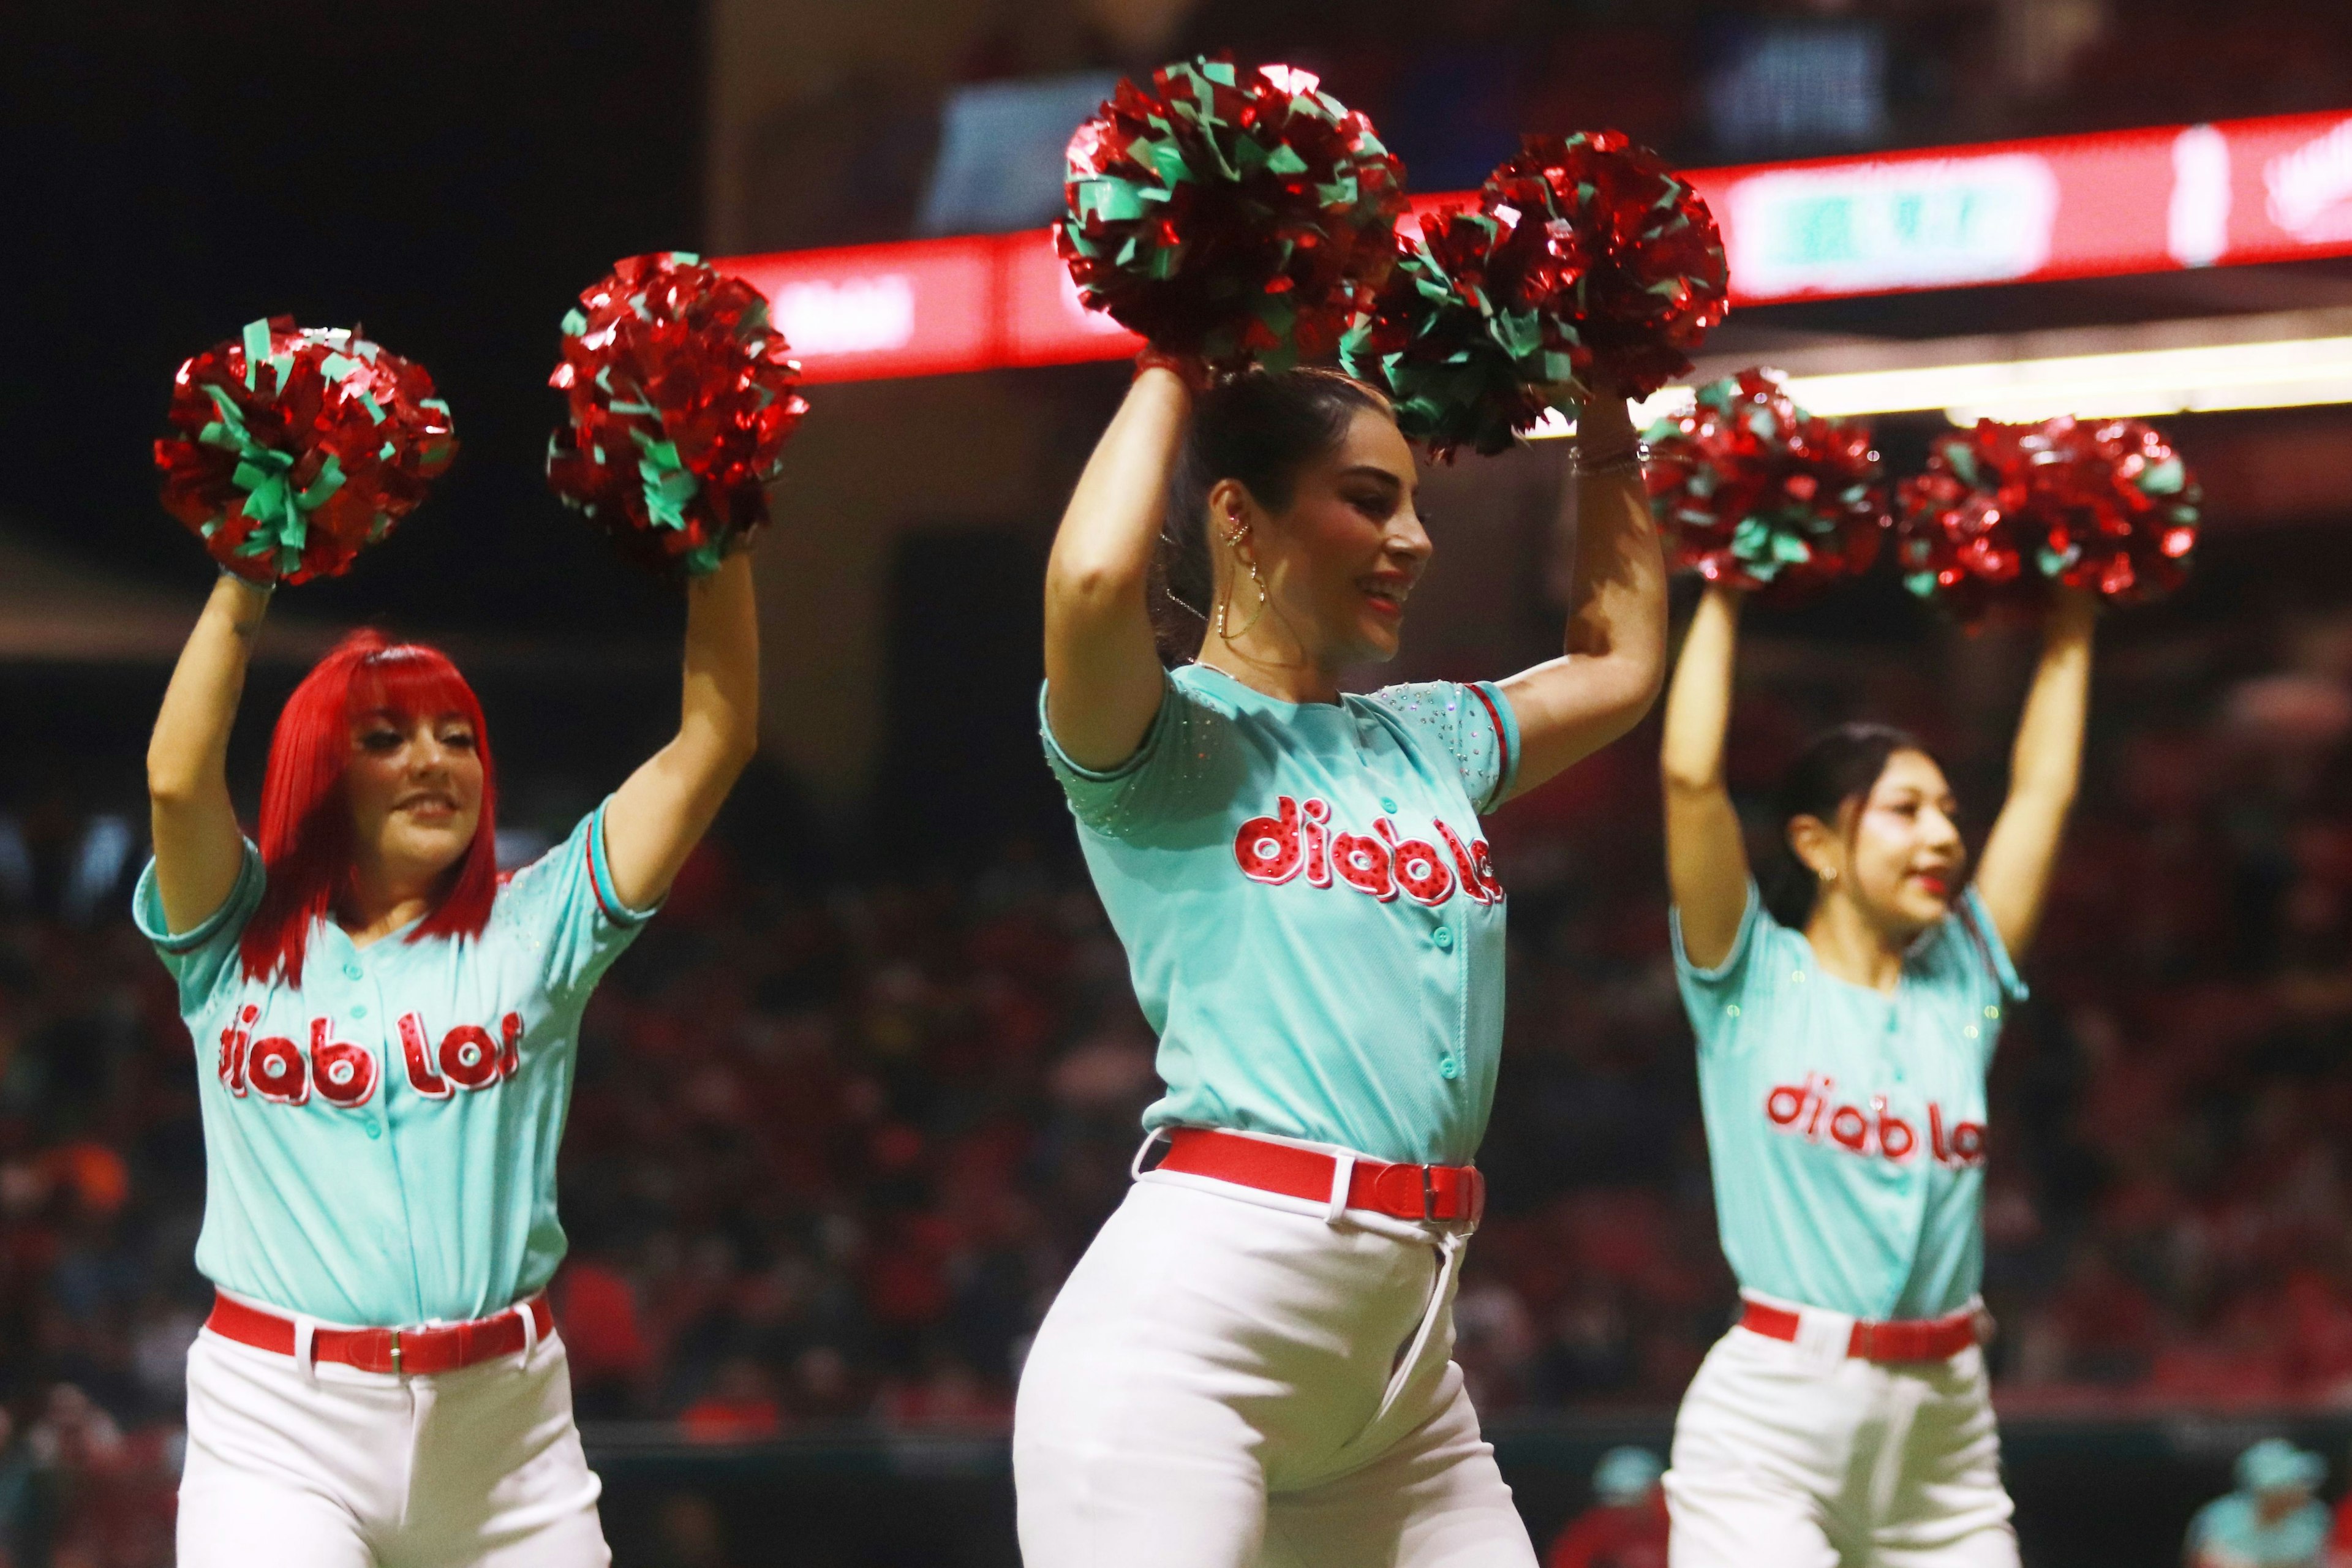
140,557,758,1567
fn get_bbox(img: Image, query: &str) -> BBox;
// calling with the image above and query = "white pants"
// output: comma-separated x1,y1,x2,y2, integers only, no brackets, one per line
178,1324,608,1568
1665,1321,2017,1568
1014,1172,1537,1568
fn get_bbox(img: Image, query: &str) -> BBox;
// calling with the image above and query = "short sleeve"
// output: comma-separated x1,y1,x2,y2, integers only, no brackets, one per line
1672,879,1764,993
1038,676,1238,839
133,842,266,1013
1944,885,2028,1006
1366,680,1520,813
499,797,660,996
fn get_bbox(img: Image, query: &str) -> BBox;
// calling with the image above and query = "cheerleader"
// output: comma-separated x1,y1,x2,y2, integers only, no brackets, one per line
141,554,758,1566
1014,353,1668,1567
1658,582,2095,1566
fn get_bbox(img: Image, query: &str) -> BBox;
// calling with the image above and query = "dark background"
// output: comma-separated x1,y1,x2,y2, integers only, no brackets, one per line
2,0,704,636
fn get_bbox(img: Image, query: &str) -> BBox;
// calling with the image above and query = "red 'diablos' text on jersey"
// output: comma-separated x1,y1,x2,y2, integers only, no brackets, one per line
1232,796,1504,906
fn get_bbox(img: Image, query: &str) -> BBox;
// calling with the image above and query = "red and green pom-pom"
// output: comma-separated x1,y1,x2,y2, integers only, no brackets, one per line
546,252,807,577
1341,203,1586,460
1060,56,1406,375
154,318,456,585
1896,416,2200,624
1646,369,1888,600
1480,131,1729,398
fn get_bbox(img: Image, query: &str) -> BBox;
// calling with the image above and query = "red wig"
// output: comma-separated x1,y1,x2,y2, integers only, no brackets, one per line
238,630,499,985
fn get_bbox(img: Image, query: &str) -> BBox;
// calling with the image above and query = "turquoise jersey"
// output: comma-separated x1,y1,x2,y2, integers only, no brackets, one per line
1042,664,1520,1167
2184,1493,2330,1568
1672,883,2026,1321
135,801,653,1327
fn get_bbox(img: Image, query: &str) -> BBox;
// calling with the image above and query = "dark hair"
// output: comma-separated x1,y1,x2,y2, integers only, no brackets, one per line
1152,368,1392,663
1762,722,1945,929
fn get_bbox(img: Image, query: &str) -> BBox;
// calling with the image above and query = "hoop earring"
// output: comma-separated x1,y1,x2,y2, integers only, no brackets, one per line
1215,514,1270,641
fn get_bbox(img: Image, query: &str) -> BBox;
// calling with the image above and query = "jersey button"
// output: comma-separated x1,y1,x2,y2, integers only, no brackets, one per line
342,963,364,981
351,1005,368,1019
1438,1055,1462,1081
361,1118,382,1140
1381,797,1400,814
1432,926,1454,951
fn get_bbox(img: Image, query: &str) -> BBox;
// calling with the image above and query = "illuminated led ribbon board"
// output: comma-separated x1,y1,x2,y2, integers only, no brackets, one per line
723,111,2352,386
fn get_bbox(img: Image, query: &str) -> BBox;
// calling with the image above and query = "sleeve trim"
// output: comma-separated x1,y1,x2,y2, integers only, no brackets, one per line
1471,682,1521,811
1672,880,1761,984
586,800,660,928
133,842,263,954
1038,679,1165,783
1958,885,2029,1002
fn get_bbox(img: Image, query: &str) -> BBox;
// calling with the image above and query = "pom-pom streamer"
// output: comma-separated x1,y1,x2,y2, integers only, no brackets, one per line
1481,132,1729,398
154,318,456,584
1645,369,1888,600
1896,416,2201,623
1341,204,1584,459
1060,57,1406,374
546,252,807,576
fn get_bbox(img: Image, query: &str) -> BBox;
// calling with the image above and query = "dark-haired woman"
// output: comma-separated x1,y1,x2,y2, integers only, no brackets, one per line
1658,582,2095,1567
141,557,758,1566
1014,352,1668,1567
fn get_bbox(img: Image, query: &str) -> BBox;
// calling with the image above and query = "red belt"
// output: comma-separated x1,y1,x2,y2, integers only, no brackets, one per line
1153,1127,1486,1224
1740,1298,1978,1363
205,1291,554,1376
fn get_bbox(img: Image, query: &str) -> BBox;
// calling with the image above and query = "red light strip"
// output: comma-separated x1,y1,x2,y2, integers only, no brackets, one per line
722,110,2352,386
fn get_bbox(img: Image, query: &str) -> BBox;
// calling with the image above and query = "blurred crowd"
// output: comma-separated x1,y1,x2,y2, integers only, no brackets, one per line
1,584,2351,1561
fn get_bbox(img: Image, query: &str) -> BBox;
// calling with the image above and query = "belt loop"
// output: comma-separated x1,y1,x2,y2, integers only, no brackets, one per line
1790,1304,1858,1366
1324,1152,1356,1227
292,1316,318,1383
514,1299,540,1367
1130,1128,1168,1183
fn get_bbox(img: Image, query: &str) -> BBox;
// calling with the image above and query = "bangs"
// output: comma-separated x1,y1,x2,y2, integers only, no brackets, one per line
347,644,481,729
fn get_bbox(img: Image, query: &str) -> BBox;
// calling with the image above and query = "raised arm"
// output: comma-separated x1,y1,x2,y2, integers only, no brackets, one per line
603,551,761,911
1660,584,1753,969
1042,362,1192,770
1494,390,1670,797
147,575,271,935
1973,587,2095,958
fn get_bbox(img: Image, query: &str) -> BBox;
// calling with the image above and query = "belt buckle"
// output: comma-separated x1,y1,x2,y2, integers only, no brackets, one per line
1419,1166,1436,1221
388,1328,402,1377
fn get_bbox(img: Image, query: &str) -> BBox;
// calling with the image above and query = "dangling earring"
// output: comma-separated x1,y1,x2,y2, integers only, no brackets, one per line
1819,866,1838,884
1216,509,1269,640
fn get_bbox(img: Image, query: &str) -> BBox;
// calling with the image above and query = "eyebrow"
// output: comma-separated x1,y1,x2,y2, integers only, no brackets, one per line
1337,464,1412,494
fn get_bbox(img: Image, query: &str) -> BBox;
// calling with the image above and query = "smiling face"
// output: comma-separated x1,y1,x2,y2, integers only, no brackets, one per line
1793,749,1967,940
344,706,485,895
1216,405,1428,670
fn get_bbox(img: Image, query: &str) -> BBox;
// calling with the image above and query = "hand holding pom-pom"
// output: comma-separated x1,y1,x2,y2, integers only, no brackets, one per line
1340,204,1586,460
1646,369,1888,601
1061,56,1406,375
154,318,456,585
1481,131,1728,398
546,252,808,577
1896,417,2199,624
